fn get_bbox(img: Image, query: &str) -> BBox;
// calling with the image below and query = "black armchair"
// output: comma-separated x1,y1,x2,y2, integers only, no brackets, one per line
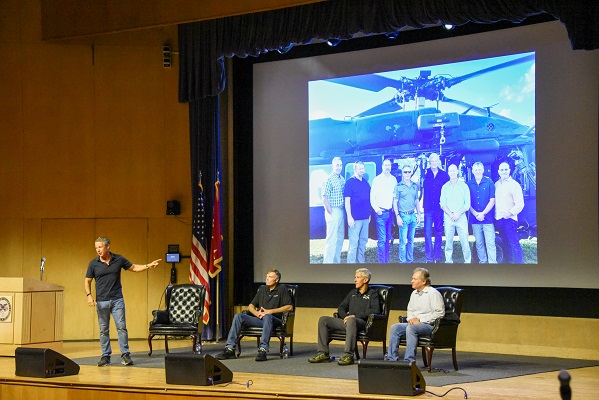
235,284,297,358
328,284,393,359
399,286,464,372
147,284,206,356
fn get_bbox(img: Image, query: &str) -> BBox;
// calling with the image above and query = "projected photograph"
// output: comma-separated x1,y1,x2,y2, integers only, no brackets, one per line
309,52,537,265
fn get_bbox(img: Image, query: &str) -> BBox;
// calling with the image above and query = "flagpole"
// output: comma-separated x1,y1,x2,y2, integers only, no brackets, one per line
215,275,220,342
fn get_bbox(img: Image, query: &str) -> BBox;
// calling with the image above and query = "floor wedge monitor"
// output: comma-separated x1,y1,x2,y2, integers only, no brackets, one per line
358,359,426,396
165,353,233,386
15,347,80,378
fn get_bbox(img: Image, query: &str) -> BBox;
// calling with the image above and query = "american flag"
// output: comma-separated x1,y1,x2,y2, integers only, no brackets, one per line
190,171,211,324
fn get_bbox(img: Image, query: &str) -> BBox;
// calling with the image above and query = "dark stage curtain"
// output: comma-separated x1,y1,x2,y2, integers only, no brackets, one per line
178,0,598,101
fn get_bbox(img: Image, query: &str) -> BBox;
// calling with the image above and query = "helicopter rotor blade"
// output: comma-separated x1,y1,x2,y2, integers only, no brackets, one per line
327,74,401,92
443,53,535,89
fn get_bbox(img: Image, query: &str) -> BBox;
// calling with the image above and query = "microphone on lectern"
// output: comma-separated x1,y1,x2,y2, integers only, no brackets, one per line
558,370,571,400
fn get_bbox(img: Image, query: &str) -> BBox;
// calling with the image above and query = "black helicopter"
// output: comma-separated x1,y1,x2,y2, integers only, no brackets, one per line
309,53,537,262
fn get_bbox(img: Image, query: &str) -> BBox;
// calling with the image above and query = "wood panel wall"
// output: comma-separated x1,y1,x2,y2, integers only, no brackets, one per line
0,0,192,341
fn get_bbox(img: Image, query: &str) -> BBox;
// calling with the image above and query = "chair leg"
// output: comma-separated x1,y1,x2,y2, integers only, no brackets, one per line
236,336,243,358
425,347,434,373
164,336,169,354
279,337,284,357
289,336,294,356
193,333,202,354
148,334,154,356
452,347,459,371
421,346,427,367
361,341,369,359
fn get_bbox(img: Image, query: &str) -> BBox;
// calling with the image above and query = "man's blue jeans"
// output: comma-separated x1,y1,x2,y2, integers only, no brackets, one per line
388,322,434,362
443,213,471,263
375,210,393,263
347,218,369,263
225,313,282,353
424,209,444,262
96,298,130,357
496,218,523,263
472,223,497,263
398,212,417,263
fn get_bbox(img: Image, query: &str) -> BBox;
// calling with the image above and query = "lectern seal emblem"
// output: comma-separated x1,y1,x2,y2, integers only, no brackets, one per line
0,297,12,322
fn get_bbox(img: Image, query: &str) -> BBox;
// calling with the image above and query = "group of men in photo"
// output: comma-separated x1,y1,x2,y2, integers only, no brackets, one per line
321,153,526,264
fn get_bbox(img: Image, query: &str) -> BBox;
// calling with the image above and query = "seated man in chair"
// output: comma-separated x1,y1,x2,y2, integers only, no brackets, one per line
308,268,380,366
387,267,445,362
216,269,292,362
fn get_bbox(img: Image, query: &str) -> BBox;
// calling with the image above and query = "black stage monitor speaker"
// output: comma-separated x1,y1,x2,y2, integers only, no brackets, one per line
15,347,80,378
358,360,426,396
165,353,233,386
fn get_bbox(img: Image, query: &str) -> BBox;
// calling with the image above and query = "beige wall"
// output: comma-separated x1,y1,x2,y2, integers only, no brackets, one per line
0,0,192,341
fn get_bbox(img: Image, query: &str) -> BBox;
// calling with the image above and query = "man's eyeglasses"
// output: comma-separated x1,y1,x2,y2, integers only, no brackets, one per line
403,170,412,174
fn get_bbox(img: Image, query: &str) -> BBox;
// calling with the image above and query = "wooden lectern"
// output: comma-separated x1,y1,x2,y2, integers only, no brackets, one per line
0,278,64,356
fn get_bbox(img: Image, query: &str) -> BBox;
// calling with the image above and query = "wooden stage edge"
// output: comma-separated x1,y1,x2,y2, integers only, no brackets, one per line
1,342,598,400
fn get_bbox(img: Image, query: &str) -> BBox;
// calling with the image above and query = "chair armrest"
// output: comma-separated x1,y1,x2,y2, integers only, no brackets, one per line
429,317,442,335
151,310,169,324
282,311,295,332
366,313,387,330
281,310,294,325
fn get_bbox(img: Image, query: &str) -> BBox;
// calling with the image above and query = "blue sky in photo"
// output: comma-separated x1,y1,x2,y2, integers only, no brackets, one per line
309,52,535,128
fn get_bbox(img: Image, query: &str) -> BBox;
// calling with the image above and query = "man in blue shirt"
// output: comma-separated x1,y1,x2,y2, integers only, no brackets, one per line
467,162,497,263
344,161,371,263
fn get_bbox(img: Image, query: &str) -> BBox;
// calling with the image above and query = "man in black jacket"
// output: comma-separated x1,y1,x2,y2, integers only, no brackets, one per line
309,268,380,366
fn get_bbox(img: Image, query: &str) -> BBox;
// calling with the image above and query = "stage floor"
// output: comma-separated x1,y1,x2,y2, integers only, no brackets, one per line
1,340,598,400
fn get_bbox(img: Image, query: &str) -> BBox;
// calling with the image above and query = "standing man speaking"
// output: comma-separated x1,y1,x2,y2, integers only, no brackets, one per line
84,236,161,367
